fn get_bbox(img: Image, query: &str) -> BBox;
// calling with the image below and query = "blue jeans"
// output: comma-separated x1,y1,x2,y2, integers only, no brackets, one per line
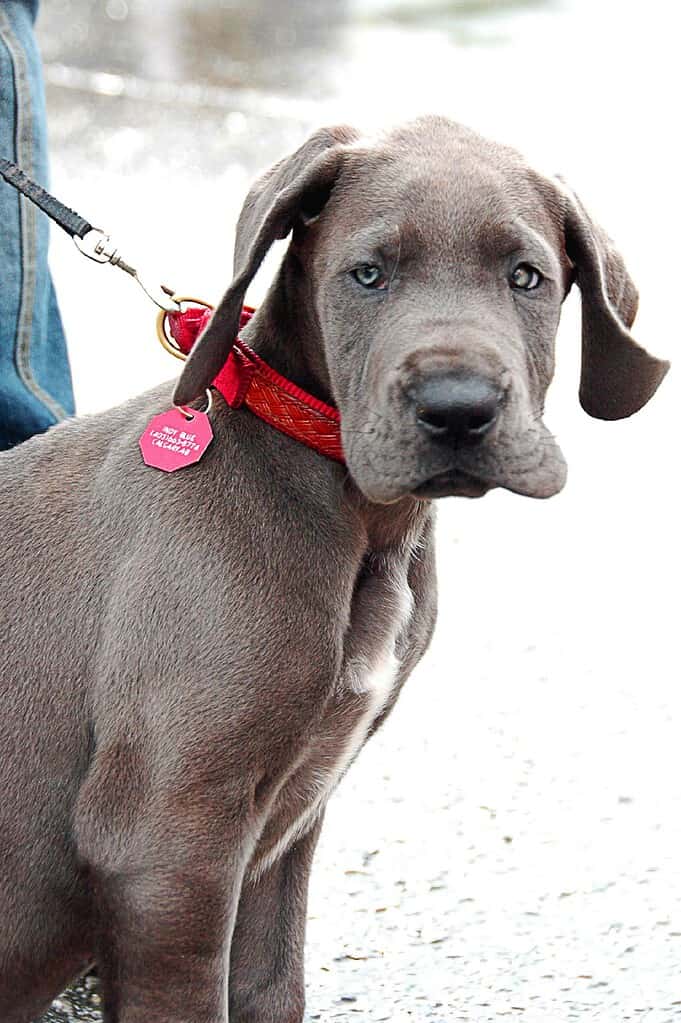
0,0,74,450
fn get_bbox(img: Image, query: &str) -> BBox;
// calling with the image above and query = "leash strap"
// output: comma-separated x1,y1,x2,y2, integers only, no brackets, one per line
0,157,92,238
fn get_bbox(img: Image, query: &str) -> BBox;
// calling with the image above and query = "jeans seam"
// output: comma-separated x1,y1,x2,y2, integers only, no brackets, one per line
0,6,67,423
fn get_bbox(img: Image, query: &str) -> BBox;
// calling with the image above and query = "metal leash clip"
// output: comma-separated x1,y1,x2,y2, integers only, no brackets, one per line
0,157,182,313
74,229,181,313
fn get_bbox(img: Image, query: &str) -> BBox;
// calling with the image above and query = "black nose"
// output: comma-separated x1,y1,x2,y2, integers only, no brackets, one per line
410,372,502,442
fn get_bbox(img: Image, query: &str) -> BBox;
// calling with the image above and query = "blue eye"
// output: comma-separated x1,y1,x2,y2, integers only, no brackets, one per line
352,265,386,289
510,263,543,291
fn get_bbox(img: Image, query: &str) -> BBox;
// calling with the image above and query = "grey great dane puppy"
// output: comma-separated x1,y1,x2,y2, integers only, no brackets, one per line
0,117,668,1022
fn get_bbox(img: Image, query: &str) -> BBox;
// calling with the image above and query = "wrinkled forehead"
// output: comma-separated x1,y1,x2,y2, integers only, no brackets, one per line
325,131,565,267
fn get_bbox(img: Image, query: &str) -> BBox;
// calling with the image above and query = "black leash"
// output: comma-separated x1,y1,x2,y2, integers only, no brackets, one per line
0,157,180,311
0,156,92,239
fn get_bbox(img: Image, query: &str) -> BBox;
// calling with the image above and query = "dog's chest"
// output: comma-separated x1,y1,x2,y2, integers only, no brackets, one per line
250,555,414,879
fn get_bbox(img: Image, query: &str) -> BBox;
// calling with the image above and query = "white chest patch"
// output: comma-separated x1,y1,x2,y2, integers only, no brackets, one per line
250,574,413,881
337,647,401,763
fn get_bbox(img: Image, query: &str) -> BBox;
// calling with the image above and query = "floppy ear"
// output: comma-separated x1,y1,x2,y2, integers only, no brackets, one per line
173,125,359,404
562,186,669,420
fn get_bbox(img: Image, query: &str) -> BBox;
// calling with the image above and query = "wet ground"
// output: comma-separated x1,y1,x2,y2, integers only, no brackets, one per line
32,0,680,1019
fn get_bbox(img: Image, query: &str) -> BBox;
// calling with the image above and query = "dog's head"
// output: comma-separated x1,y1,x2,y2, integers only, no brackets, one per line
174,118,669,503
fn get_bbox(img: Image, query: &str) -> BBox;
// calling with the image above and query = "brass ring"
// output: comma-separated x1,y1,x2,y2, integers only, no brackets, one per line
155,295,215,362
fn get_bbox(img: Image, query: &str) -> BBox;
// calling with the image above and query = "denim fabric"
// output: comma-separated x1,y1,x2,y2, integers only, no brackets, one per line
0,0,74,450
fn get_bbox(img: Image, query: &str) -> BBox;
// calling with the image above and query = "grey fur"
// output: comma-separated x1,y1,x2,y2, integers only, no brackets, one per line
0,117,668,1022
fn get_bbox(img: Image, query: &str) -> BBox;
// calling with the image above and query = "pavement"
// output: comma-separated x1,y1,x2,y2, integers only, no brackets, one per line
33,0,680,1019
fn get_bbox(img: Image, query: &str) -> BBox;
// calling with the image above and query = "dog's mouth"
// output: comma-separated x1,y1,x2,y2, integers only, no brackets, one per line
411,467,493,500
344,412,568,504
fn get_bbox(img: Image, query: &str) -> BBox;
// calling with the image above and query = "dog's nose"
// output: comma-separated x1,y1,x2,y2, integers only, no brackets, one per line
410,372,502,442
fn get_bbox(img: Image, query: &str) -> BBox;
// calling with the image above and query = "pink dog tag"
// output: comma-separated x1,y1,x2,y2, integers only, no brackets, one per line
139,407,213,472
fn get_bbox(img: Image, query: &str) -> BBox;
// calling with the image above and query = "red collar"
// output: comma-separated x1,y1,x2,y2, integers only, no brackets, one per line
167,306,345,465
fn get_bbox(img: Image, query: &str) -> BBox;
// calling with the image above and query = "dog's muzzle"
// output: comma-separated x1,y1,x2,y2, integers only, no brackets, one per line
402,368,503,498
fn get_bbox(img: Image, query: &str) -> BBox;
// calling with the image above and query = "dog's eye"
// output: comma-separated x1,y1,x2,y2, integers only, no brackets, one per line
510,263,543,291
352,265,386,289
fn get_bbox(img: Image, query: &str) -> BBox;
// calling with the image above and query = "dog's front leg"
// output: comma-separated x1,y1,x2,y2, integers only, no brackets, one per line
93,858,245,1023
228,815,324,1023
76,765,258,1023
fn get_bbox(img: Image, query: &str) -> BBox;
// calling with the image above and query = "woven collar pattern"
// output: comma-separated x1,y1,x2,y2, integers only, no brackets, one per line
168,306,345,464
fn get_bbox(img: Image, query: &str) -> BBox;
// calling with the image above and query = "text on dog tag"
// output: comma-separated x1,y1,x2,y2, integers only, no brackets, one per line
139,407,213,472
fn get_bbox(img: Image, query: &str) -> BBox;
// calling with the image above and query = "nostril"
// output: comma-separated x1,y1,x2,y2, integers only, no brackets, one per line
466,406,499,435
415,407,450,435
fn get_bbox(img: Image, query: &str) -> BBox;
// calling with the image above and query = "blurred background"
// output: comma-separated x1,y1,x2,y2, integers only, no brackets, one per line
35,1,678,1021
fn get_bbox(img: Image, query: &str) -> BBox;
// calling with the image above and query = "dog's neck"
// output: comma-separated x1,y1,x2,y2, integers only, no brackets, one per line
239,258,333,405
239,258,431,554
